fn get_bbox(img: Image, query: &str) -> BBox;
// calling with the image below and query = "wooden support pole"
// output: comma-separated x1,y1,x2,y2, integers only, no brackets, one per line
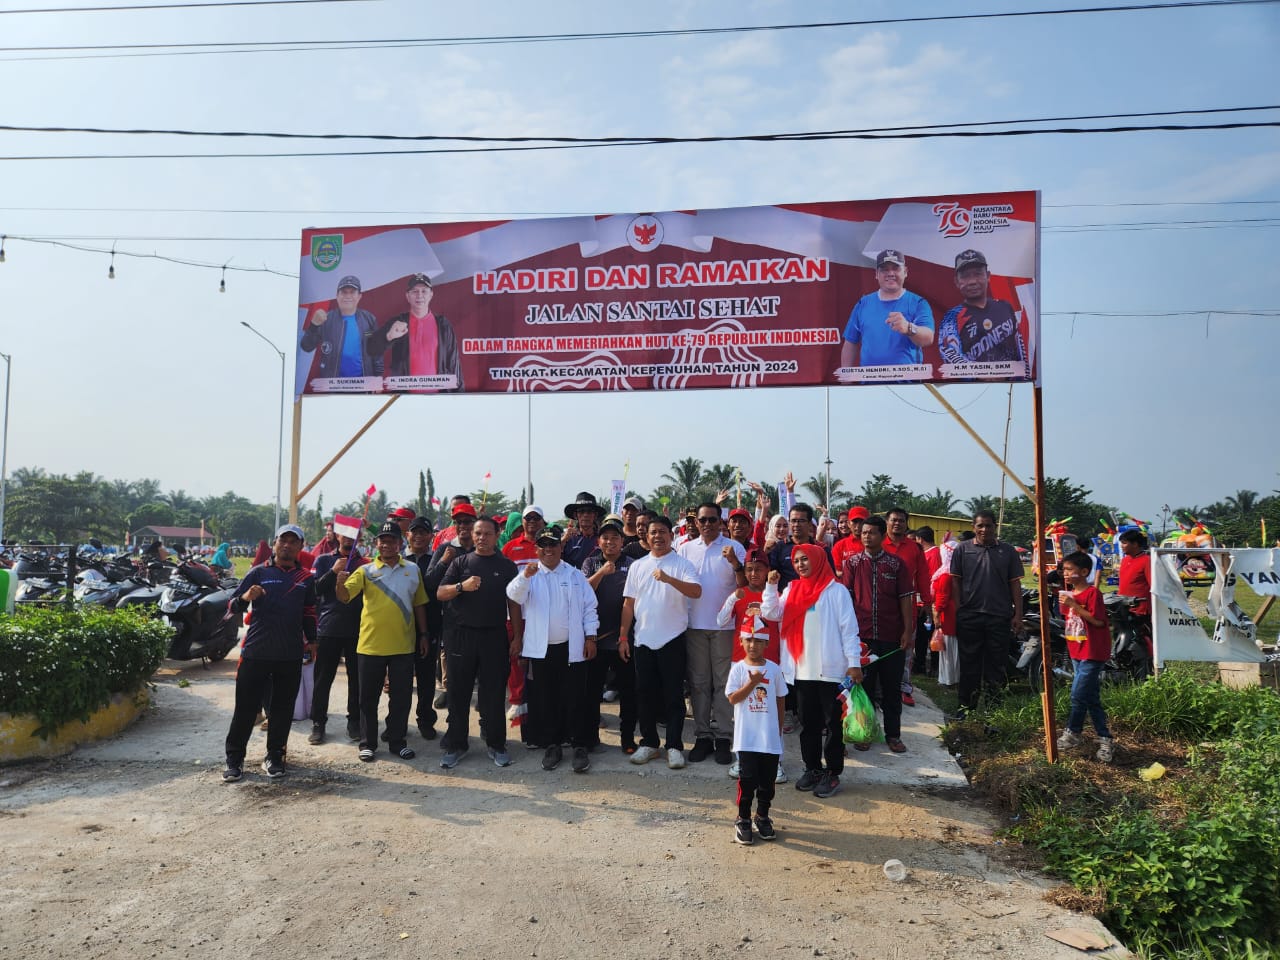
295,395,401,504
289,398,302,524
1032,384,1059,763
925,383,1034,500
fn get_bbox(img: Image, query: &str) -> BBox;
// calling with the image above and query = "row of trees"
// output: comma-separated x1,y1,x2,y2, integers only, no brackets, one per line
4,462,1276,550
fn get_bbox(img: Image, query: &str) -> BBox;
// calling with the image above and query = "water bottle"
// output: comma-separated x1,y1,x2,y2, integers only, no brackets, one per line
883,859,908,882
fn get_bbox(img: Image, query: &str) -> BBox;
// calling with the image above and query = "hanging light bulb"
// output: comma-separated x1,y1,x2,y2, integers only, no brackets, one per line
219,265,227,293
0,234,6,263
108,242,116,280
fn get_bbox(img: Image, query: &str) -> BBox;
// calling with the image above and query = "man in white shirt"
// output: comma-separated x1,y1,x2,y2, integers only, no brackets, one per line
619,515,702,769
507,524,600,774
679,501,746,765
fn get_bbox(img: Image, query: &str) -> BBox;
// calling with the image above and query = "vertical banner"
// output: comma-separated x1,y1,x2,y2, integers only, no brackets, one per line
295,191,1040,398
777,482,795,519
609,480,627,516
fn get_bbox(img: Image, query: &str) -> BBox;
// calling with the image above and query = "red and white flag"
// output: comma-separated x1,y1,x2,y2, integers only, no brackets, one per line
482,472,492,482
332,514,362,539
430,496,441,507
365,483,377,497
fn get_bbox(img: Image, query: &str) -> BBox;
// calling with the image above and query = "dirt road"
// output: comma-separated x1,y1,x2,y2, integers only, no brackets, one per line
0,659,1124,960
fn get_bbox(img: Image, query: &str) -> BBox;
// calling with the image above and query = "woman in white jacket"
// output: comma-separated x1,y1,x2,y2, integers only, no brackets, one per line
506,526,600,773
760,543,862,800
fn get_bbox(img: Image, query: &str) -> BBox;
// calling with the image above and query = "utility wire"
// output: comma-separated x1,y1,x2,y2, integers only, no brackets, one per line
3,120,1277,161
0,0,1271,62
2,104,1273,143
9,236,296,277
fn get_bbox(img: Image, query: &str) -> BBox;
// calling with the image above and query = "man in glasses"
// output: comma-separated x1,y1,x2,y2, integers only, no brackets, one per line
678,502,746,764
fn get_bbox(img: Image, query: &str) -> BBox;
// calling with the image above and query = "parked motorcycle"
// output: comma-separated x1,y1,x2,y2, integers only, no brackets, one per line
74,553,150,609
13,549,70,604
1015,588,1073,689
158,559,241,662
1104,593,1153,681
1017,587,1153,688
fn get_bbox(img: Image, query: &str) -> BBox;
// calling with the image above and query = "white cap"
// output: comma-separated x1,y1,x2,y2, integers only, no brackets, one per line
274,523,305,542
522,504,545,519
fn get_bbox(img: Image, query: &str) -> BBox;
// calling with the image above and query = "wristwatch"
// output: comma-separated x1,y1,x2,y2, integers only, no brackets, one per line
907,322,917,336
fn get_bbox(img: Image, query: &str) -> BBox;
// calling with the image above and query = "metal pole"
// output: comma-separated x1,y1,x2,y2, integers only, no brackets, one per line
1032,385,1058,762
823,387,832,510
527,393,533,503
0,352,9,544
240,322,285,534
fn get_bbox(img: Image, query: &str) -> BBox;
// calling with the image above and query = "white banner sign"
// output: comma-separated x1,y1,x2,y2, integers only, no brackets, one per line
1152,550,1265,666
609,480,626,516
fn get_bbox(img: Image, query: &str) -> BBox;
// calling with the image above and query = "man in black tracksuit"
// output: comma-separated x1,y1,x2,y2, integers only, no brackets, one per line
406,516,440,739
308,534,366,744
223,524,317,781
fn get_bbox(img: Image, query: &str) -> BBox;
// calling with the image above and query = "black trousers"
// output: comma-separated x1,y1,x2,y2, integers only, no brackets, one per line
357,652,414,752
588,647,637,745
311,634,358,725
635,635,687,751
737,751,780,819
863,646,904,739
443,625,509,752
794,678,844,775
525,643,594,749
912,614,934,676
226,657,302,766
956,610,1013,710
414,640,439,731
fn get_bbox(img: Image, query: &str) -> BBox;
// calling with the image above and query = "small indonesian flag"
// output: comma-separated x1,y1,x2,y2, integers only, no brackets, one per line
482,472,492,482
430,496,441,507
365,483,377,497
333,514,362,539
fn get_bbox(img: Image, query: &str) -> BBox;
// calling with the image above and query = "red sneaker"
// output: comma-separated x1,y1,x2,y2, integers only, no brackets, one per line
901,692,916,707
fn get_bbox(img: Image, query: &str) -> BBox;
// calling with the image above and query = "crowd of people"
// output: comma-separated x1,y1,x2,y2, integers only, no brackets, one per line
221,483,1147,842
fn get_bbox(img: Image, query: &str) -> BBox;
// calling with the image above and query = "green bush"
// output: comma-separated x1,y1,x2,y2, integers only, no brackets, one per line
0,607,171,737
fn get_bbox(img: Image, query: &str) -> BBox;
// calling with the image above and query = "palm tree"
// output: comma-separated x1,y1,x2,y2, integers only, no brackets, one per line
699,463,738,497
802,474,846,508
963,495,998,517
1224,489,1260,518
660,457,704,510
913,488,960,516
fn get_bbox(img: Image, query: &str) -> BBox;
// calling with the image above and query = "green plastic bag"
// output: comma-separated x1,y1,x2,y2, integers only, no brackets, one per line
842,682,882,745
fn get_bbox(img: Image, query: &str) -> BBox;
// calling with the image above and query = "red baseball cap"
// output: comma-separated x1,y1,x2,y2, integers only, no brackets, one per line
846,506,870,521
389,507,416,520
728,507,752,521
744,548,770,568
452,503,478,519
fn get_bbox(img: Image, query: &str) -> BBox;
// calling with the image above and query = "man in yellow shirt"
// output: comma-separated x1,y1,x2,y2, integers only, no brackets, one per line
338,521,430,762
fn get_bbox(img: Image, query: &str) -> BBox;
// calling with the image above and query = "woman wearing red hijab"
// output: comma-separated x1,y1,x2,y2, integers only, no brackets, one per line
760,543,861,800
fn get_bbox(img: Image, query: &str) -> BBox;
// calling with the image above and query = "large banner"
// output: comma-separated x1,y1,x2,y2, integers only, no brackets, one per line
294,191,1040,397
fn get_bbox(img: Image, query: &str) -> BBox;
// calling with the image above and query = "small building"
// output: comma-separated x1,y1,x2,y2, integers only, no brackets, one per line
129,525,212,552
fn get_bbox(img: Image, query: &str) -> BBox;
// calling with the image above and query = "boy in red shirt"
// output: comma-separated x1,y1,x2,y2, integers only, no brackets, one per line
1056,552,1114,763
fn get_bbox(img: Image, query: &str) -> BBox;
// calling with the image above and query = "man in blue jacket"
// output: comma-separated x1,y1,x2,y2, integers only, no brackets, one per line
222,524,317,782
299,275,383,384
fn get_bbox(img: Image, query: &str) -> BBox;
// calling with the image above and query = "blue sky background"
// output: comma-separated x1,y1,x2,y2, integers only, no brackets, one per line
1,0,1277,525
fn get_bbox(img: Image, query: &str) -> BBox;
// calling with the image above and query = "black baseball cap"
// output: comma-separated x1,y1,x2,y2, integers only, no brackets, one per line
406,272,433,289
955,249,988,271
875,250,906,269
337,275,362,292
536,524,565,546
408,516,432,532
376,521,401,540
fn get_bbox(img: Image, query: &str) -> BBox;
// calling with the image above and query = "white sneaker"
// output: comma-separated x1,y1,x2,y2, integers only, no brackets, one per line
775,763,788,784
1057,729,1083,751
1096,737,1115,763
629,745,661,765
728,759,740,778
667,748,686,769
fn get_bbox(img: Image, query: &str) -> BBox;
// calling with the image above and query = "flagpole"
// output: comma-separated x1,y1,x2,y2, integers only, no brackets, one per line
526,394,532,504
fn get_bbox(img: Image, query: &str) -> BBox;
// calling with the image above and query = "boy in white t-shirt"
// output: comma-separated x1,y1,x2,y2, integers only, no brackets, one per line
725,634,788,845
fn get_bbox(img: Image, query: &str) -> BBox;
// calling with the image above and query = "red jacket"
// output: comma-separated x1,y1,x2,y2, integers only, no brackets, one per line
884,536,933,606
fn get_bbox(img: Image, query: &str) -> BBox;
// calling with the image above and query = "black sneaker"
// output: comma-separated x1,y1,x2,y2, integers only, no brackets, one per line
733,818,753,846
713,739,733,765
433,691,447,710
222,764,242,783
813,773,842,799
542,744,563,771
417,724,438,741
307,722,325,745
795,768,823,792
346,719,361,741
261,756,286,779
380,729,390,743
687,738,714,763
753,815,776,841
571,747,590,773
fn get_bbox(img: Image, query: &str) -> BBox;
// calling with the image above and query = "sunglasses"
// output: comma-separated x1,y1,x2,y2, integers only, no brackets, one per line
696,516,720,524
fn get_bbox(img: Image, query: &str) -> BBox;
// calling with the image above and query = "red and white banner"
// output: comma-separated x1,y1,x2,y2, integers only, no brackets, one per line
294,191,1040,397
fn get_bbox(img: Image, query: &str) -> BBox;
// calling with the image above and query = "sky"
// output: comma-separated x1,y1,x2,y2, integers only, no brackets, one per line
1,0,1278,529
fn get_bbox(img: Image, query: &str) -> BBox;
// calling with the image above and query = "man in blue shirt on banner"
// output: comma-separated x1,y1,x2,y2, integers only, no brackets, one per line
299,274,383,383
839,250,934,368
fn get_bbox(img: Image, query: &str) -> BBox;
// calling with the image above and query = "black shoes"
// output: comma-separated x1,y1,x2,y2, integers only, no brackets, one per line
734,818,753,845
688,738,714,762
813,773,842,799
542,744,563,771
795,768,823,791
571,747,590,773
261,756,286,779
713,739,733,765
753,816,776,841
308,722,325,745
222,764,242,783
346,719,361,741
418,724,438,741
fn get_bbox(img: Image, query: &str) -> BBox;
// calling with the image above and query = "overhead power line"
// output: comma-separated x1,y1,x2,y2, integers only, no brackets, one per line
3,104,1273,143
3,119,1276,160
0,0,1272,61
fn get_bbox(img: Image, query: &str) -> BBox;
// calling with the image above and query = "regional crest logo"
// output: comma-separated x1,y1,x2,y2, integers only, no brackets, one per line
626,215,663,252
311,234,344,272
